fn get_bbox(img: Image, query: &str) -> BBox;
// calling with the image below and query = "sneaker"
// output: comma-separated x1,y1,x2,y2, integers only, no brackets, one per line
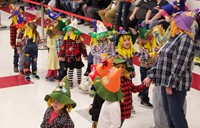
89,90,95,98
46,76,54,81
14,67,19,73
84,71,89,76
32,74,40,79
25,75,30,81
140,101,153,109
53,76,59,80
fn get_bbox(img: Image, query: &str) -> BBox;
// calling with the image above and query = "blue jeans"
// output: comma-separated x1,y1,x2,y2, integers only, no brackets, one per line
116,2,132,29
24,39,38,75
60,0,72,12
141,20,159,30
161,86,188,128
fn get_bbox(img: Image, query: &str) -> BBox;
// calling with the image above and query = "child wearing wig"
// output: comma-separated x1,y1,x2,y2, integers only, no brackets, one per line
41,76,76,128
115,27,138,79
45,20,60,81
58,19,88,88
23,13,41,81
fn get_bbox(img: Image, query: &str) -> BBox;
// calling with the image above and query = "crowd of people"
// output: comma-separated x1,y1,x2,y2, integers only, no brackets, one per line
8,0,200,128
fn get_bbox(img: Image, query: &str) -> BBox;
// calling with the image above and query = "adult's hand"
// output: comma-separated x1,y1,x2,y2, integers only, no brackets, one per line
166,87,173,95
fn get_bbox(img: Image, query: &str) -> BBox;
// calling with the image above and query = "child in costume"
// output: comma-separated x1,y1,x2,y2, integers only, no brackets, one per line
115,27,138,80
85,20,115,96
9,4,19,73
113,58,149,127
41,76,76,128
16,7,30,76
94,68,124,128
45,19,60,81
88,57,114,128
136,27,159,109
58,19,88,88
23,13,41,80
47,8,71,81
90,20,115,64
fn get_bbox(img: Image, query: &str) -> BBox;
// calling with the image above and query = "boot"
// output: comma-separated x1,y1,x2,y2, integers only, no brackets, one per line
78,76,90,91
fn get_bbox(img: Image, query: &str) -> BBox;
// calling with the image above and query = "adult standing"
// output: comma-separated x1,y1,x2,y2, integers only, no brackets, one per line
143,9,199,128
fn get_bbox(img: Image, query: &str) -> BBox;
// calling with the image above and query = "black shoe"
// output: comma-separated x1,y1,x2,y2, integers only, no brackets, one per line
140,101,153,109
25,75,30,81
32,73,40,79
14,67,19,73
78,20,84,25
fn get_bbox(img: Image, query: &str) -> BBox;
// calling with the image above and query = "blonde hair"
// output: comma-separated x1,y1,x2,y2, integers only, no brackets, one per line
171,20,194,39
116,35,136,59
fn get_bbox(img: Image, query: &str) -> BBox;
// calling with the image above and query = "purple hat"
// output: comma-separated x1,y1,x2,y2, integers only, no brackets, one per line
47,8,62,20
174,9,199,32
162,0,186,16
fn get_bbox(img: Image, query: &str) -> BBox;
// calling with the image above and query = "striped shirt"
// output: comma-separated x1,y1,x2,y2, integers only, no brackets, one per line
147,33,195,91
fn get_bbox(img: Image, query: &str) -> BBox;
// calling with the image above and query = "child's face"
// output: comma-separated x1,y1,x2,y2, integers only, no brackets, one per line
100,37,107,41
67,30,72,36
122,37,131,49
51,99,65,112
115,63,126,76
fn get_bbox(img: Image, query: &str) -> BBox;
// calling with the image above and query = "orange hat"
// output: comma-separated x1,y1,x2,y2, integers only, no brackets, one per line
102,68,122,93
94,68,123,102
96,57,114,77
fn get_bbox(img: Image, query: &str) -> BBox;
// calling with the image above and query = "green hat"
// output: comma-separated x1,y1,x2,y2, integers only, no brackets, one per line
138,27,149,39
115,29,138,47
113,58,132,72
58,19,66,31
44,76,76,108
62,18,82,35
89,20,111,40
94,68,124,102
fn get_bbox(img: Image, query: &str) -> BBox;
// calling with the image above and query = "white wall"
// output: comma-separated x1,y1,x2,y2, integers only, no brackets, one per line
186,0,200,10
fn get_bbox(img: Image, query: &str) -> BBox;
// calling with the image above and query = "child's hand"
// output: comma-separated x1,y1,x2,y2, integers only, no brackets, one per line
143,77,152,87
69,47,73,51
